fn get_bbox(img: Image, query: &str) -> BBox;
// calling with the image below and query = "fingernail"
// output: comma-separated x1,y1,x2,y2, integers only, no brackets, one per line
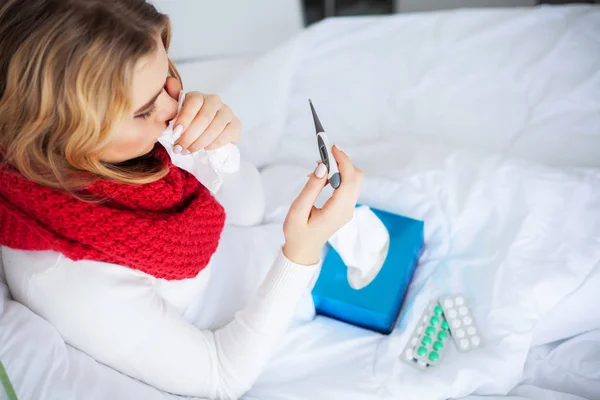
315,163,327,178
181,149,191,156
335,145,344,153
173,125,184,140
173,144,182,154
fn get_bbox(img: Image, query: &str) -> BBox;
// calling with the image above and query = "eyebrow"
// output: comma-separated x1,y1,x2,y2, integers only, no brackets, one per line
134,88,162,115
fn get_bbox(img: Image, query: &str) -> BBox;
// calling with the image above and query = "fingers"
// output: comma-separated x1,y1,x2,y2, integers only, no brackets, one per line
321,147,363,221
171,92,204,143
172,93,217,149
174,93,214,150
288,164,328,220
329,146,359,196
204,117,241,150
169,91,240,154
188,105,235,152
332,146,354,181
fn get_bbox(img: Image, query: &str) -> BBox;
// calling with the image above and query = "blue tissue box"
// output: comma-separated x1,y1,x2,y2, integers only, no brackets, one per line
312,208,424,334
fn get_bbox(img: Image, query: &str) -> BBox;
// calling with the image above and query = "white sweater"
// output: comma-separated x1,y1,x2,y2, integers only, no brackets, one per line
2,148,320,399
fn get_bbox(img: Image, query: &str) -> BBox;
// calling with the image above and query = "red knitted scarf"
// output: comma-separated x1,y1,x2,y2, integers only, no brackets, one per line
0,145,225,280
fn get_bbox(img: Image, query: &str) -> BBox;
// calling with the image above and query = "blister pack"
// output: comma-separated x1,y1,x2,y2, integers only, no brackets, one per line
402,302,452,369
439,294,481,352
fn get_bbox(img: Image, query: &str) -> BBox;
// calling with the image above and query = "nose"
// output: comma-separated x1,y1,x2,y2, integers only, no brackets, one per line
155,90,179,124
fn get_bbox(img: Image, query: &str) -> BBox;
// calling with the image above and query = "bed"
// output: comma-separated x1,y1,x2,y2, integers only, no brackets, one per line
1,4,600,400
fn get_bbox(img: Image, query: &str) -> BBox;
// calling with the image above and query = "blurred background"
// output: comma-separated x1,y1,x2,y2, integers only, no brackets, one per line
304,0,597,23
151,0,598,93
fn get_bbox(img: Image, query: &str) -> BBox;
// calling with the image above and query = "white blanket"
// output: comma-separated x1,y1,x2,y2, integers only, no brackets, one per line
1,5,599,400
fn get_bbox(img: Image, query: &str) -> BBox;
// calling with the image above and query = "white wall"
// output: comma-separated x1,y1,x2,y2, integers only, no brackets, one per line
150,0,303,62
395,0,536,13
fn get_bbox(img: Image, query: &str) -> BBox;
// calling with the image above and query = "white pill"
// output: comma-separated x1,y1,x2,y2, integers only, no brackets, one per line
463,316,473,325
467,326,476,335
405,349,413,359
444,299,454,308
471,336,481,346
456,329,466,338
460,339,470,349
418,360,427,367
423,315,429,323
451,319,462,328
448,309,458,318
459,306,468,316
455,296,465,306
416,326,423,334
411,337,418,346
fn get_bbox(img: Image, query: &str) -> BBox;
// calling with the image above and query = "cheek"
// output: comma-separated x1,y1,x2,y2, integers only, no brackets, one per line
114,123,150,149
101,105,174,162
103,121,161,162
121,119,164,146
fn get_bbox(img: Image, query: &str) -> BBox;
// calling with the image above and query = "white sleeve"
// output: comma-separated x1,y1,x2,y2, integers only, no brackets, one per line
11,250,318,399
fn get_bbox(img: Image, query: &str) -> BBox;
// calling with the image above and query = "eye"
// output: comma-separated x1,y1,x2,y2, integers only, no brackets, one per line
135,103,157,120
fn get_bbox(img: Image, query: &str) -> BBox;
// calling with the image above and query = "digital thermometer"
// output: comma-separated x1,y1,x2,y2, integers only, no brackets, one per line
309,99,341,189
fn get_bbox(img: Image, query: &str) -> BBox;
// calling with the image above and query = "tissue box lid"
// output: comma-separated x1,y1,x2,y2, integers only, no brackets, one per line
312,209,424,333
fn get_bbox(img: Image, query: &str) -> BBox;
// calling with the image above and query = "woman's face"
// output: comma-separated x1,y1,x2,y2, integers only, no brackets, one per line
101,35,180,163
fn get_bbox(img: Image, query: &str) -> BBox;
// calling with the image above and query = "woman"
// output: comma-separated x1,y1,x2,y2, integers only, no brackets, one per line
0,0,363,398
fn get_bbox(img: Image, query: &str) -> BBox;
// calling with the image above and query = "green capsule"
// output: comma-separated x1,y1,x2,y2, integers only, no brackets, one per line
430,316,441,326
434,305,444,315
425,326,435,336
438,331,448,341
417,346,427,356
429,351,440,362
421,336,432,346
433,341,443,351
441,320,450,330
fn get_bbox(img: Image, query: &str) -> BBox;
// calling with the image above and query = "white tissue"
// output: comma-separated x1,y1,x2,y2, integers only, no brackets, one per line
158,91,241,193
159,91,187,145
328,205,390,290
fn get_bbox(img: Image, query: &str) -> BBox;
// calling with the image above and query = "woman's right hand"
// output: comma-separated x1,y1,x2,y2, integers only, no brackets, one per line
283,146,363,265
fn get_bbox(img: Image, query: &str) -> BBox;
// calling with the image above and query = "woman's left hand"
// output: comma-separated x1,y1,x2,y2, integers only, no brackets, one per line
166,80,241,154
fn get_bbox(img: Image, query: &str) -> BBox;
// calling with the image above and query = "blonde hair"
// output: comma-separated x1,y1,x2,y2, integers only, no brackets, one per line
0,0,181,191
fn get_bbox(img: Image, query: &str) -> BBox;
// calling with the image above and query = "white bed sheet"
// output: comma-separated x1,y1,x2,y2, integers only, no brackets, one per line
1,5,600,400
465,328,600,400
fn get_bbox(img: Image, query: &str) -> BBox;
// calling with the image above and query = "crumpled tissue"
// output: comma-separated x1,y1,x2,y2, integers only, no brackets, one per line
158,91,240,193
328,205,390,289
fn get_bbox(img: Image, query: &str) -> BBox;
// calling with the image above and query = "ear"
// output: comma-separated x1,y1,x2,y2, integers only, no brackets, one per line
165,76,182,100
